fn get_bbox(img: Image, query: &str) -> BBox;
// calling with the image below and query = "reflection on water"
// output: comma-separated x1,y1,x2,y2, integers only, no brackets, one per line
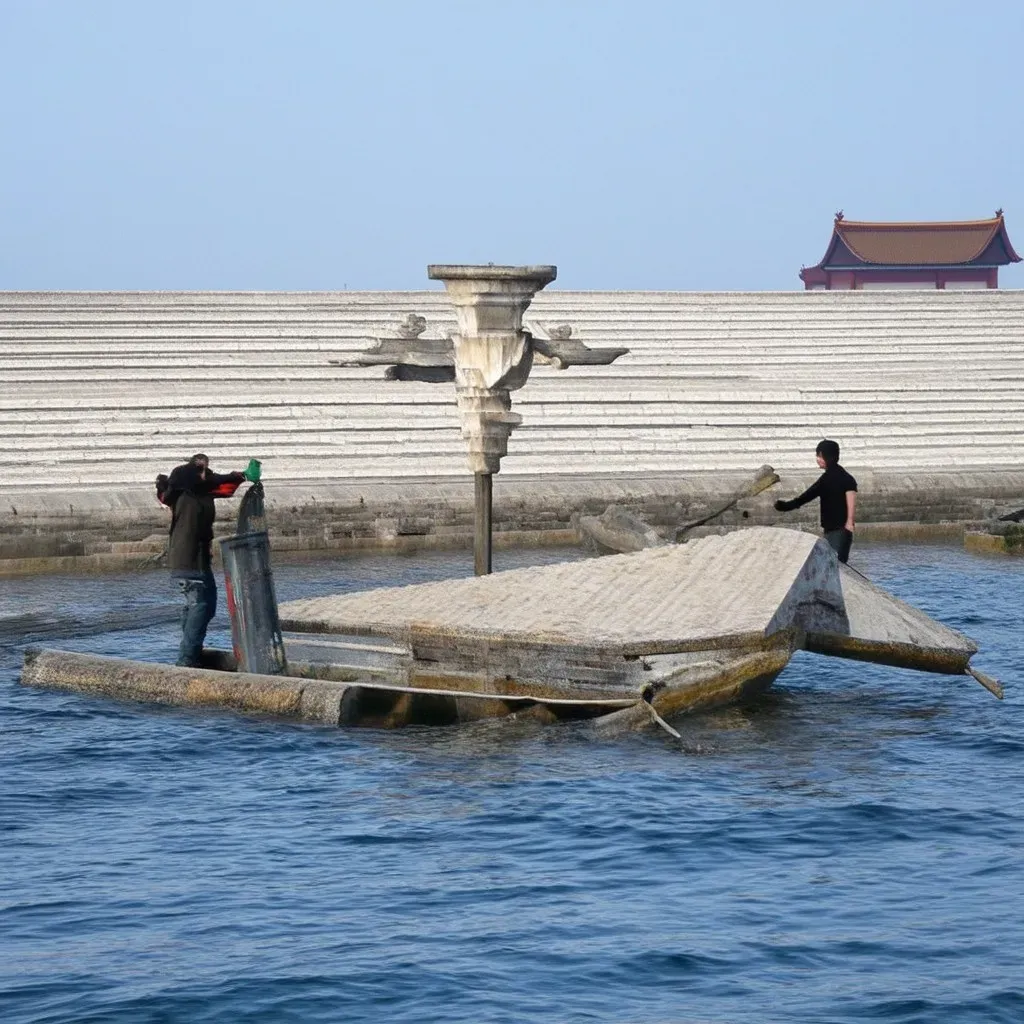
1,542,1023,1024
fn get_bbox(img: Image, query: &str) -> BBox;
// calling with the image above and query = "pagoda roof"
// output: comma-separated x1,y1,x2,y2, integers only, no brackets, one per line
802,212,1021,277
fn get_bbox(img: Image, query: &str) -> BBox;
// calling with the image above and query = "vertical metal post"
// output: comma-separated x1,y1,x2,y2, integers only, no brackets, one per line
474,471,492,575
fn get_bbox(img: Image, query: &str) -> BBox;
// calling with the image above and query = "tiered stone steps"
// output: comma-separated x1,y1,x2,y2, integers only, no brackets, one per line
1,289,1022,492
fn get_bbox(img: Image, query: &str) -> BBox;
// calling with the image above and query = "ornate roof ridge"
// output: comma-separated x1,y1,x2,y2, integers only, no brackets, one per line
805,211,1020,270
837,216,1003,230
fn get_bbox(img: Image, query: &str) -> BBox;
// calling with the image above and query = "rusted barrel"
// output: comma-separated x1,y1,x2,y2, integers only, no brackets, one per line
220,530,288,675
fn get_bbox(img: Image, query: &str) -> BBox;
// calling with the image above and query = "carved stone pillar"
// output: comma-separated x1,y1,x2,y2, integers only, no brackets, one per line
427,265,557,474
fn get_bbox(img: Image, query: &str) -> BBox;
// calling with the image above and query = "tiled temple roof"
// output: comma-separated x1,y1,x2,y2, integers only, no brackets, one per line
806,213,1020,271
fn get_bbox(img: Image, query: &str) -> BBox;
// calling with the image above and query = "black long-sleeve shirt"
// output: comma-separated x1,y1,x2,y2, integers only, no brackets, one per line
776,463,858,532
165,463,243,573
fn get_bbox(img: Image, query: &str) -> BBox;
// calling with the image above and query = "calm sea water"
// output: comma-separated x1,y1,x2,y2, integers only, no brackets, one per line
2,542,1022,1024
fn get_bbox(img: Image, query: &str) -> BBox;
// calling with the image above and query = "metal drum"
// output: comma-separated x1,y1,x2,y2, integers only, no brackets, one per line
220,516,287,676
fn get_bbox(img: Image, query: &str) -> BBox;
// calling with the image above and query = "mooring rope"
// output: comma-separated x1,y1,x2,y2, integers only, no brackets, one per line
640,698,682,739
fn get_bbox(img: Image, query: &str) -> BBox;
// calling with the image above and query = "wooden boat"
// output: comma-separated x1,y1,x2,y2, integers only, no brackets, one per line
20,528,1000,734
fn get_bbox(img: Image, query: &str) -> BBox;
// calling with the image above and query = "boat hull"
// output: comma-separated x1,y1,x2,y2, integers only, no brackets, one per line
19,645,786,731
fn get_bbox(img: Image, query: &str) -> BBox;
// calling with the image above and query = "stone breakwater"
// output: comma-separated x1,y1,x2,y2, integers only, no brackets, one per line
2,469,1022,576
2,288,1023,573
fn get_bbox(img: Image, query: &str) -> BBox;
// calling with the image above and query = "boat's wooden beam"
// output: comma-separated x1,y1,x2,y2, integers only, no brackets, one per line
590,648,790,735
967,666,1004,700
803,632,974,675
20,648,352,725
19,648,640,730
648,648,791,718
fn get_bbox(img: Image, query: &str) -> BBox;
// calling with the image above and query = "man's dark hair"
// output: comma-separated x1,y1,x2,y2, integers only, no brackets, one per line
816,439,840,466
189,453,209,465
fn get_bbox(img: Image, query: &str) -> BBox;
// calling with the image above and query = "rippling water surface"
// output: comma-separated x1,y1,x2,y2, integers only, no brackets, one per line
2,542,1022,1024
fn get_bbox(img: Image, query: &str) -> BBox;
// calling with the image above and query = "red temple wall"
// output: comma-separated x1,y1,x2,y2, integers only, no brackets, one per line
804,267,997,290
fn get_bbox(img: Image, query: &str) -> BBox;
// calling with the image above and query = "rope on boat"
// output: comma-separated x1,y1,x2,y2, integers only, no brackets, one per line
641,698,682,739
321,674,639,707
284,635,408,656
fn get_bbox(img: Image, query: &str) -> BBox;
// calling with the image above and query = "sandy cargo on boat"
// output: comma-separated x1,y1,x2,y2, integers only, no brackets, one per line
278,526,991,720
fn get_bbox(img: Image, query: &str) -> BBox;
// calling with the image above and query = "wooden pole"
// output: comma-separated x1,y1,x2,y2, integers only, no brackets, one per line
474,471,492,575
967,665,1004,700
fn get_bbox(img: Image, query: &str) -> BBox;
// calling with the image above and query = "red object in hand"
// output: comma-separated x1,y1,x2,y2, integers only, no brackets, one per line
209,479,242,498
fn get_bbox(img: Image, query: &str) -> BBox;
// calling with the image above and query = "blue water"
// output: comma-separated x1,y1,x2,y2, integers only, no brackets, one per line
2,543,1022,1024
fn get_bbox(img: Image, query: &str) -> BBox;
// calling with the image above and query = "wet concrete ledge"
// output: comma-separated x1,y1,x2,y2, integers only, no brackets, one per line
1,469,1022,576
964,527,1024,556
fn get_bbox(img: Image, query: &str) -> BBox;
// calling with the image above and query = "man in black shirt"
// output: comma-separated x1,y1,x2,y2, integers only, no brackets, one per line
159,453,246,667
773,439,858,563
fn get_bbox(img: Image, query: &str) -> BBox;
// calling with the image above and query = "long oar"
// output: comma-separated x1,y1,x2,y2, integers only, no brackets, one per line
967,666,1004,700
675,464,781,541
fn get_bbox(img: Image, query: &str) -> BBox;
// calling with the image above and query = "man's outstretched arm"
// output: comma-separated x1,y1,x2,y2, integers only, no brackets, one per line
845,490,856,531
774,478,822,513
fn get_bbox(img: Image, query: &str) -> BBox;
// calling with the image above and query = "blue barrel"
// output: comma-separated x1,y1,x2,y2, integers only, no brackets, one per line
220,530,288,675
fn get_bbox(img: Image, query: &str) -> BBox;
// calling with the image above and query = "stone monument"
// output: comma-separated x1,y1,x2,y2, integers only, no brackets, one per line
339,264,629,573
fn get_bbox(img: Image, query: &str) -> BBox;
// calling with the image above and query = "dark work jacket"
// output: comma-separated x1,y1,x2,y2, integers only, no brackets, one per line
777,463,858,532
165,463,243,574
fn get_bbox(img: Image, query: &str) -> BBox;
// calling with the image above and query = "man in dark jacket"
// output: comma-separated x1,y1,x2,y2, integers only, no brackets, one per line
773,439,858,563
161,454,246,667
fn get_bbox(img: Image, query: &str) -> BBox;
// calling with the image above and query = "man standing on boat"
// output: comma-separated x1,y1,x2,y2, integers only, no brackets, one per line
773,439,857,563
157,454,249,668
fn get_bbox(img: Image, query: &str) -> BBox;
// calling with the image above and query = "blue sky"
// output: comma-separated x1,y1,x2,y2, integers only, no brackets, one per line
1,0,1022,291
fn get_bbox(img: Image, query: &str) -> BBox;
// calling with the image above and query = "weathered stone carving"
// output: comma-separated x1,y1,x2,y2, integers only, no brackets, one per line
337,316,628,381
427,265,553,474
525,321,629,370
329,313,456,382
395,313,428,339
333,267,629,474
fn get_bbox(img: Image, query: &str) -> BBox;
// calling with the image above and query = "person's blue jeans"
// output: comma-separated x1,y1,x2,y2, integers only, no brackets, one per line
172,570,217,667
824,528,853,564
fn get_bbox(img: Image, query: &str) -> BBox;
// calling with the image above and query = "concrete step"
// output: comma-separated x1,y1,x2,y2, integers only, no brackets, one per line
3,406,1018,432
6,345,1023,366
3,449,1017,490
8,422,1020,458
10,427,1022,460
3,288,1023,495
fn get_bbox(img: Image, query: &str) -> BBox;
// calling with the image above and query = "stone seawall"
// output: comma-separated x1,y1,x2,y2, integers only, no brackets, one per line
4,288,1023,573
4,289,1024,487
2,469,1021,576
